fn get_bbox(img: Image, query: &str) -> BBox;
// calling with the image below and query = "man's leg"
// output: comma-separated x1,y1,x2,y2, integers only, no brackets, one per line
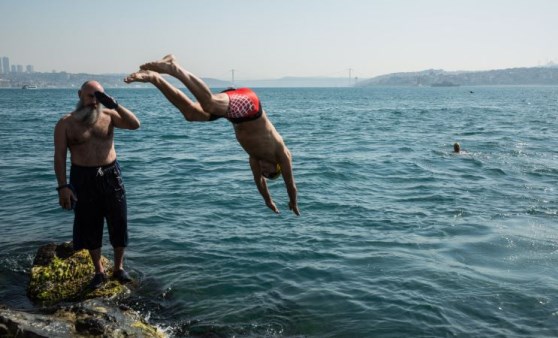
125,70,212,121
104,170,133,284
112,246,132,283
139,54,230,116
89,248,104,274
113,247,125,271
87,248,107,289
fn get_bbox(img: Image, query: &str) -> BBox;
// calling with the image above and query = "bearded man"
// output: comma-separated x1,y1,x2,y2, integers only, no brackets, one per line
54,80,140,289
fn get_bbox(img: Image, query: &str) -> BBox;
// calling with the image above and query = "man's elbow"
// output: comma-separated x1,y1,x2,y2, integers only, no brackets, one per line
129,120,141,130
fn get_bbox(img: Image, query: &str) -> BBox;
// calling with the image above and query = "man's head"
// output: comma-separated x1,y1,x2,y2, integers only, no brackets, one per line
453,142,461,153
74,80,104,125
260,161,282,180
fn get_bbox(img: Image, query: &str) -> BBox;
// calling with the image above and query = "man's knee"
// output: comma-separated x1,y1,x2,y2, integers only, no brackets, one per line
199,101,216,114
182,113,196,122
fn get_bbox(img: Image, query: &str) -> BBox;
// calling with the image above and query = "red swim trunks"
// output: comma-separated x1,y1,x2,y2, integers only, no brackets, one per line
224,88,262,123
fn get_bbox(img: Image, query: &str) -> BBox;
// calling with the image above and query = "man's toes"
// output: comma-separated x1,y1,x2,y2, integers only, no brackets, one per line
124,72,141,82
162,54,175,63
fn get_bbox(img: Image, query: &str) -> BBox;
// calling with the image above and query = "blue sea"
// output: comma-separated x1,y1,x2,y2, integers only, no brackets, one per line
1,86,558,337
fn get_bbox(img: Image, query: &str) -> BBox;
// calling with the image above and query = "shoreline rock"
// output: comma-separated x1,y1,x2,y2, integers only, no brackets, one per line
28,242,128,305
0,242,166,337
0,298,166,337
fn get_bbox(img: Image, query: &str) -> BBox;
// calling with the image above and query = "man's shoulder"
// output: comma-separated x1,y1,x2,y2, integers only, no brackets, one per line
56,113,74,126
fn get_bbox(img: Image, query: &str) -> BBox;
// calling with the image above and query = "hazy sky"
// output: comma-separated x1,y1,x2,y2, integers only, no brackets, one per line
1,0,557,80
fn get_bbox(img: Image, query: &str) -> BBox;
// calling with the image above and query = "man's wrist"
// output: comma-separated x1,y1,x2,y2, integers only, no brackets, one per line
56,184,71,191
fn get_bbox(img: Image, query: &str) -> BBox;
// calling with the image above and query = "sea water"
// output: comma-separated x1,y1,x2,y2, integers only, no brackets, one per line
1,86,558,337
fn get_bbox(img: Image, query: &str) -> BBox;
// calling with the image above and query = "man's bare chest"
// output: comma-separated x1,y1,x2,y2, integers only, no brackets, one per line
68,121,113,146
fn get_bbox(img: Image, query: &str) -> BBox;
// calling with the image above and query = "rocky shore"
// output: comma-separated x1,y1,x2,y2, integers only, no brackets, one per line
0,242,165,337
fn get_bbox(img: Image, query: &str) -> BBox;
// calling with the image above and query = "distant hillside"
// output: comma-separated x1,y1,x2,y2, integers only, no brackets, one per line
0,71,352,88
0,72,231,89
356,67,558,87
6,67,558,89
236,76,351,88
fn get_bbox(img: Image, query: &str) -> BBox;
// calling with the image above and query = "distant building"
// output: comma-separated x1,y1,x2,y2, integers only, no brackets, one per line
26,65,34,73
0,79,10,87
2,57,9,74
16,65,24,73
11,65,16,73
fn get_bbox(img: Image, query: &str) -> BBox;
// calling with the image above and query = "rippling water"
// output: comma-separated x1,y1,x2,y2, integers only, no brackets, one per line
1,86,558,337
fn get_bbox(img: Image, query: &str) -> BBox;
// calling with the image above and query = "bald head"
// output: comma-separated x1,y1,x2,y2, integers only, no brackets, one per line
80,80,103,92
75,80,104,125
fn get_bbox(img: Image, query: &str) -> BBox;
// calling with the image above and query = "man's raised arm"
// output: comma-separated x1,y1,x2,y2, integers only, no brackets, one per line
95,91,140,130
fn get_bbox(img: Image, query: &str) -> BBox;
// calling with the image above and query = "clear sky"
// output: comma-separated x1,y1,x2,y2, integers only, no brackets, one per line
1,0,557,80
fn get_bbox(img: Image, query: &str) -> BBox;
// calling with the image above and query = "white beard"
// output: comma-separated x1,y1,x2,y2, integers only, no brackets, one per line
74,101,102,125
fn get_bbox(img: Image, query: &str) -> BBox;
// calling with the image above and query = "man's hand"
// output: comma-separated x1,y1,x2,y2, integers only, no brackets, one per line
289,201,300,216
94,91,119,109
266,199,279,214
58,187,77,210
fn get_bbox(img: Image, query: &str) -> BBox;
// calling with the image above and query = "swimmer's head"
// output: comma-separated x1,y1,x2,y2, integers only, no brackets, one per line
453,142,461,153
261,161,282,180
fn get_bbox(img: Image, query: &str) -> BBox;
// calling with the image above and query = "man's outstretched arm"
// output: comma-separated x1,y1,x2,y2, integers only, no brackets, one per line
249,157,279,213
278,149,299,216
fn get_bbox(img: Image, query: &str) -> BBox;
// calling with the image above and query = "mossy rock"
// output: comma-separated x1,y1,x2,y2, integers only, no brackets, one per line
0,299,167,337
27,242,129,304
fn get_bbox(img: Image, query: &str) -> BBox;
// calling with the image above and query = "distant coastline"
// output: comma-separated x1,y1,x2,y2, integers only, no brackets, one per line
0,72,233,90
356,66,558,87
1,65,558,88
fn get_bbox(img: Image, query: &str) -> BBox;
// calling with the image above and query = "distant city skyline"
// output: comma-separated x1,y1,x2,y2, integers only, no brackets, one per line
0,56,34,75
1,0,557,80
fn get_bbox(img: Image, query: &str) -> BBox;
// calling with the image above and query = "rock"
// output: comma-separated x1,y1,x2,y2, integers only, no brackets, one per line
27,242,128,305
0,323,9,336
55,241,75,259
0,242,166,336
0,299,166,337
32,243,57,267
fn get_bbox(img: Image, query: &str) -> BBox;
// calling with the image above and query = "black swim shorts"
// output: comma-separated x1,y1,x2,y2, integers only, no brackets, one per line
70,160,128,250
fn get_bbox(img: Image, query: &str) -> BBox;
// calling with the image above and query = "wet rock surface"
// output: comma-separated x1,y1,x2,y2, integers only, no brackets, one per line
0,298,165,337
28,242,128,305
0,242,166,337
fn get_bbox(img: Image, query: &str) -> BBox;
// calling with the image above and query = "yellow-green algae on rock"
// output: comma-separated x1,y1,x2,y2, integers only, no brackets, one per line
0,299,167,337
27,243,128,304
132,319,168,337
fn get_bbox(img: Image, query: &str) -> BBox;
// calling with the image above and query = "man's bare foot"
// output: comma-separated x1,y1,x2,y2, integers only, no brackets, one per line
123,70,159,83
139,54,177,74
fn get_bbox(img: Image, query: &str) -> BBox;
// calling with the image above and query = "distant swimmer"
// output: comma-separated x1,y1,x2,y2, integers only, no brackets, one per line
124,55,299,215
453,142,461,153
